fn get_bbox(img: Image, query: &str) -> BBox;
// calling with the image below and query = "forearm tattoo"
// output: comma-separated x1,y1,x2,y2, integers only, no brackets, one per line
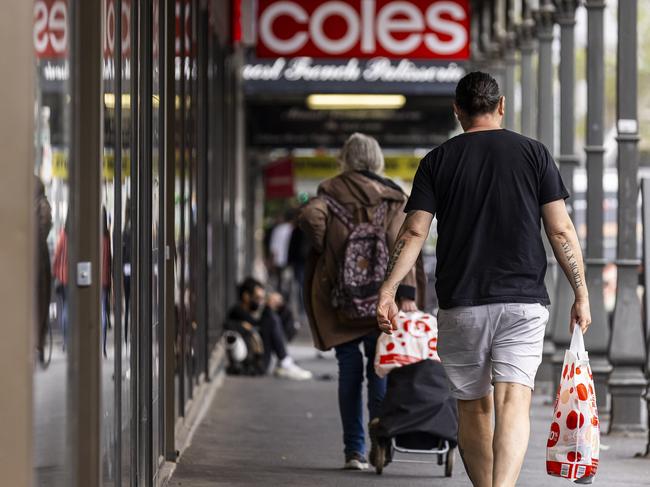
560,240,583,289
385,239,406,281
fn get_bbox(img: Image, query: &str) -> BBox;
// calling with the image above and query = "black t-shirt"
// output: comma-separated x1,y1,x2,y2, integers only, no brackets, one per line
405,129,569,309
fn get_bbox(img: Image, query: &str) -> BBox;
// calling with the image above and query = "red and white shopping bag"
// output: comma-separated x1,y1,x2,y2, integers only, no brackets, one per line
546,326,600,483
374,311,439,378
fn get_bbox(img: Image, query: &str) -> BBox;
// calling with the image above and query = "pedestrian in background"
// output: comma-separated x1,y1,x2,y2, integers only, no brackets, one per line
228,277,312,380
34,175,52,365
52,214,69,350
300,133,421,471
101,207,112,357
377,72,590,487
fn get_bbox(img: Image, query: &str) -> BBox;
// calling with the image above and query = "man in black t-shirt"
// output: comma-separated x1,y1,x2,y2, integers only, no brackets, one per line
376,72,591,486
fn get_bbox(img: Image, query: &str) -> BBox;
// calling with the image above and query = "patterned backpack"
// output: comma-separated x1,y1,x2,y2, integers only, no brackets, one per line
323,194,389,321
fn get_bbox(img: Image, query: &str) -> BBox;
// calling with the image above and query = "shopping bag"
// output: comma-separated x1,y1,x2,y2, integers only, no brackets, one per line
546,326,600,483
374,311,439,378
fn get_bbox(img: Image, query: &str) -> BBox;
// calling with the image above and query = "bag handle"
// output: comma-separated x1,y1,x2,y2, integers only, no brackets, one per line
569,325,586,356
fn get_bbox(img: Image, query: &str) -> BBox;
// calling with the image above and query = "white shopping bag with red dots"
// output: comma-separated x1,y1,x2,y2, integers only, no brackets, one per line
546,326,599,483
374,311,439,379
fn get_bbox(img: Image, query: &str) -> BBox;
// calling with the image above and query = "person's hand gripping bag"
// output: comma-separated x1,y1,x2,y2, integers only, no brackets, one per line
374,311,439,379
547,326,600,483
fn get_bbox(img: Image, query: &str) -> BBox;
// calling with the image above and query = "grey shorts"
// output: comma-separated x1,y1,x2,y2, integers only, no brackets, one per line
437,303,549,401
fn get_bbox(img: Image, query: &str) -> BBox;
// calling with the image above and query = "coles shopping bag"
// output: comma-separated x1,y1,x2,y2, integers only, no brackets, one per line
546,326,600,483
374,311,439,378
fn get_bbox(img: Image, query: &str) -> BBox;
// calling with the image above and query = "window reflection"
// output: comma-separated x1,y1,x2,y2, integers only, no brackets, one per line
33,0,71,484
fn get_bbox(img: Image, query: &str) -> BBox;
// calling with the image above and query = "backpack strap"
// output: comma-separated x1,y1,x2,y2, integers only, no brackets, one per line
322,194,355,231
372,200,389,227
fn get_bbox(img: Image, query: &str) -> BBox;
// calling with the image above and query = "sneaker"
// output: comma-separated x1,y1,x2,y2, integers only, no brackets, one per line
274,363,313,381
344,452,369,470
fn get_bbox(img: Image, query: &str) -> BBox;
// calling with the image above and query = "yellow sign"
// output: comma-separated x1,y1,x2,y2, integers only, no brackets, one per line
103,152,132,181
49,150,131,181
293,155,421,181
52,150,68,179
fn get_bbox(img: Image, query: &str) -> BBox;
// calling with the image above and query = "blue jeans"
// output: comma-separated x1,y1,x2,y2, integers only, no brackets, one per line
334,332,387,456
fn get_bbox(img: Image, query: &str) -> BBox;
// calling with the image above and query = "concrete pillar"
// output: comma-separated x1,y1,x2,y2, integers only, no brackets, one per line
0,0,34,484
503,0,517,130
608,0,647,434
583,0,611,415
517,1,536,137
550,0,580,397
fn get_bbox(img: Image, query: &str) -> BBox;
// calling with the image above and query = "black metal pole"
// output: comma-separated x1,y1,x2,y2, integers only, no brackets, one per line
583,0,611,416
550,0,579,398
517,0,536,137
608,0,647,434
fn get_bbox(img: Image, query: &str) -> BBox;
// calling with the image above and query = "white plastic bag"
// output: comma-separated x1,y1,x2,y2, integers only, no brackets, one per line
546,326,600,483
374,311,439,378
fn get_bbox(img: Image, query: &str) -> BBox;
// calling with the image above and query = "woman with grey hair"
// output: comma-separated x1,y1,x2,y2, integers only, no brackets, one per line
339,132,385,173
299,133,422,470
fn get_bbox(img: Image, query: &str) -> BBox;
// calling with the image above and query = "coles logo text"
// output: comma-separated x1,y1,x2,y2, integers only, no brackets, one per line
257,0,471,59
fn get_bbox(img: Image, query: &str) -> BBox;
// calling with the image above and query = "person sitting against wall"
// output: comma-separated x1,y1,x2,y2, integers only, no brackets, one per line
228,277,313,381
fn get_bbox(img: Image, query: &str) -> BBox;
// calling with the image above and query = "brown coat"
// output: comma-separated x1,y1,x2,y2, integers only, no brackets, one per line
299,171,422,351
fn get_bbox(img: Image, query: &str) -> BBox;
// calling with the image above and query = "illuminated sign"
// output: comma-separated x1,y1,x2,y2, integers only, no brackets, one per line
256,0,470,60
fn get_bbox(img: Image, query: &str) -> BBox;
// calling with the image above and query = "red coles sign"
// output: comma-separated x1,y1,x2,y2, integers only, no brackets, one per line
256,0,470,59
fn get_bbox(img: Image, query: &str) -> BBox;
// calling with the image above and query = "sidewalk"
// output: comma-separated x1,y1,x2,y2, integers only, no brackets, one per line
168,342,650,486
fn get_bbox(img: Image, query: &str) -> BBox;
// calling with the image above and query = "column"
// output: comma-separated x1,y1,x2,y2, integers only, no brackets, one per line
583,0,611,415
608,0,647,434
503,0,517,130
535,0,557,392
517,0,536,136
534,1,555,148
642,180,650,455
0,0,34,484
470,0,485,67
550,0,580,396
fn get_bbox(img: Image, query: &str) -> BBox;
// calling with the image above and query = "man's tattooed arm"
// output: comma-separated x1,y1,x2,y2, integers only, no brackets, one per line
378,211,433,299
542,201,588,300
560,241,584,289
385,239,406,280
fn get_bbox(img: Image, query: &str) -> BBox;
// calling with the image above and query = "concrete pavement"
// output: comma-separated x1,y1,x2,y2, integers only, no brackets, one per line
168,342,650,486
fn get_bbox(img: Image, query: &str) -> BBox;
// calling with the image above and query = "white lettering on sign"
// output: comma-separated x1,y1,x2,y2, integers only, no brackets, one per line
242,57,465,84
34,0,68,58
259,2,309,55
257,0,470,59
284,58,361,81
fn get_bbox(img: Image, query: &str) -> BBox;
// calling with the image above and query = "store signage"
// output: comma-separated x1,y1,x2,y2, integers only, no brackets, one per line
264,158,295,199
256,0,470,59
34,0,68,59
243,57,464,84
34,0,191,60
246,102,457,148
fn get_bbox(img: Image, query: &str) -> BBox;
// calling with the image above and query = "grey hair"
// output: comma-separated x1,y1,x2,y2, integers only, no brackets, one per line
339,133,385,174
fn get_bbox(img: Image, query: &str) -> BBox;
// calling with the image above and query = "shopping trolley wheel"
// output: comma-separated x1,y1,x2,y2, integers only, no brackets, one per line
445,447,455,477
374,443,386,475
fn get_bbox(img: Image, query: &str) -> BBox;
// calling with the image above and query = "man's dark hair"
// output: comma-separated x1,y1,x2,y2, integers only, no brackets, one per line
455,71,501,117
238,277,264,299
